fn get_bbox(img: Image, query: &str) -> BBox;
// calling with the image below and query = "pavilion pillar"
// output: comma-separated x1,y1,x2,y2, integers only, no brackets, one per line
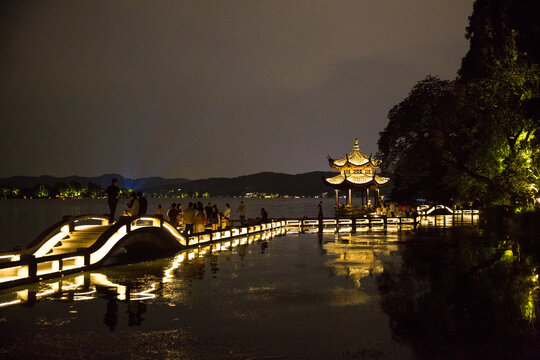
335,189,339,207
375,188,380,207
362,190,367,205
365,188,369,207
348,189,352,207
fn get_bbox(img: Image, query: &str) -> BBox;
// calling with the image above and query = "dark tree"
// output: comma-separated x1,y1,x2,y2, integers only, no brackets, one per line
379,0,540,206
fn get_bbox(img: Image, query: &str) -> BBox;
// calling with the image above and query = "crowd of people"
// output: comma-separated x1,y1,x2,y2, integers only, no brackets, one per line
374,201,417,217
164,202,229,234
105,177,425,240
334,198,419,217
163,201,262,235
105,178,271,236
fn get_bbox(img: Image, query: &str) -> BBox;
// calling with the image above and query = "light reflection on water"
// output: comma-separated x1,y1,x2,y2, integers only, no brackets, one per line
0,228,415,359
1,218,536,360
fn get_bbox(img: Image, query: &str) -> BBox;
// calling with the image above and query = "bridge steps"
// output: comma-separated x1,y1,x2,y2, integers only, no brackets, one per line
46,226,111,256
50,248,82,255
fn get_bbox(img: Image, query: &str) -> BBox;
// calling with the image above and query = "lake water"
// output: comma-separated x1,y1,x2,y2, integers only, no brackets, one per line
1,201,539,359
0,198,335,251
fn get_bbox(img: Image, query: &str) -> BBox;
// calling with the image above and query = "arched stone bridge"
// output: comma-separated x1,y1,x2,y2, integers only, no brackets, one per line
0,214,287,289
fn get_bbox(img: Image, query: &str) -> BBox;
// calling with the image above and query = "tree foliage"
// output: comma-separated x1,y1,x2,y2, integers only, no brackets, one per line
378,0,540,206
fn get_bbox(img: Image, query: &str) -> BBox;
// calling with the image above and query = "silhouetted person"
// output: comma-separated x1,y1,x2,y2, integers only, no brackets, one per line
105,178,120,222
210,205,220,230
176,203,184,230
137,191,147,216
205,202,212,221
167,203,178,227
238,201,246,226
183,202,195,234
194,206,205,233
224,203,231,228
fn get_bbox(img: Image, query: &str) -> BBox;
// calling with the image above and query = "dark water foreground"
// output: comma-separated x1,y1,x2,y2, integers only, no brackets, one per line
0,226,539,360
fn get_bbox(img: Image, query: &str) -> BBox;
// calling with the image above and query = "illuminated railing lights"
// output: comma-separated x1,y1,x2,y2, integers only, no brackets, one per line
0,299,22,307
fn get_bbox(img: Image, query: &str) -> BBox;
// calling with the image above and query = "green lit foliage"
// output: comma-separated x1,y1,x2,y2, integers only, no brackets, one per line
245,192,280,198
0,187,20,199
119,188,132,198
378,0,540,206
34,184,51,198
81,182,103,198
444,37,539,205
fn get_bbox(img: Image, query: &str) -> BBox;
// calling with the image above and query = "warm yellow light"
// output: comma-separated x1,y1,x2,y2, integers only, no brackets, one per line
90,226,126,264
162,223,186,245
90,273,126,300
34,226,70,257
0,299,21,307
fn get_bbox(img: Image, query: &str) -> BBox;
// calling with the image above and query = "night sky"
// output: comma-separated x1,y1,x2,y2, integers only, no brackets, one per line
0,1,474,179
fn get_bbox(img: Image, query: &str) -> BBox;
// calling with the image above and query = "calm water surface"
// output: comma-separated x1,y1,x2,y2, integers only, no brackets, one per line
1,226,539,359
1,200,539,359
1,230,411,359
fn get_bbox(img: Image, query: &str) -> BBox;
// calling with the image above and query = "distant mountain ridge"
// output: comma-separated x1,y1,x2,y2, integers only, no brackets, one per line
0,171,340,196
0,174,190,191
145,171,337,196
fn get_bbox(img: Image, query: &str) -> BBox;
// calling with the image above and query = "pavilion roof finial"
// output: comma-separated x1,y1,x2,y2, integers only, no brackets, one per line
353,138,359,151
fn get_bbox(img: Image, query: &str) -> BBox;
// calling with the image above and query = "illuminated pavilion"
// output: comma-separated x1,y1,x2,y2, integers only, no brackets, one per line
324,138,390,208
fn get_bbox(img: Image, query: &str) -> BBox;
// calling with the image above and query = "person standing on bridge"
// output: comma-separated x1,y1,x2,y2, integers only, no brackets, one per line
317,201,323,221
210,204,220,231
238,201,246,226
194,205,206,233
183,203,195,235
137,191,147,216
126,193,139,217
105,178,120,222
204,202,212,225
223,203,231,229
155,204,163,218
167,203,178,227
176,204,184,230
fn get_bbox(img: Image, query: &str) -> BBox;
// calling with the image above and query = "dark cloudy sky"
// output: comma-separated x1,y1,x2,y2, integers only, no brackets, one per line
0,0,474,179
